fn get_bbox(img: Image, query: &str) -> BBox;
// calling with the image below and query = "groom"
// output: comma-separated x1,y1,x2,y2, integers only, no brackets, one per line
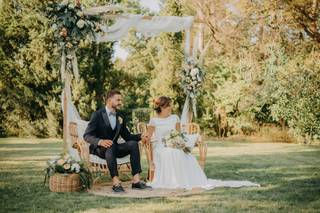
83,89,150,193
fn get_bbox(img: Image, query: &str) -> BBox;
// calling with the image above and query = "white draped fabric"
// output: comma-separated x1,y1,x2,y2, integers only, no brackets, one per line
95,14,193,54
180,94,190,125
62,75,86,161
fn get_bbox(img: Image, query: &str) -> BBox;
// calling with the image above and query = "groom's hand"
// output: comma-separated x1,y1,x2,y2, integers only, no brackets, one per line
98,139,113,148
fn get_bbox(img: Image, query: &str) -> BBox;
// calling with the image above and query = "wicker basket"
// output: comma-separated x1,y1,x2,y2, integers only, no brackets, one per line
49,173,82,192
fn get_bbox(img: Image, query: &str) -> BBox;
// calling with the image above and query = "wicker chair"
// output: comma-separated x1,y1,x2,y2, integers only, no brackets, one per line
140,122,207,181
137,122,155,181
69,122,147,182
181,123,207,169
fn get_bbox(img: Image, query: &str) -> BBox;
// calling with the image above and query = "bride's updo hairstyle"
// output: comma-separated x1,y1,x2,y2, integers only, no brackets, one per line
153,96,172,114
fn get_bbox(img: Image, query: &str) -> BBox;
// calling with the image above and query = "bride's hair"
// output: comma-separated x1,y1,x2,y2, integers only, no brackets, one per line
153,96,172,114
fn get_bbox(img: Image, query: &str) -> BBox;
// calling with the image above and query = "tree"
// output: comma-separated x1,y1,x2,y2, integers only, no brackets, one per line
0,0,117,136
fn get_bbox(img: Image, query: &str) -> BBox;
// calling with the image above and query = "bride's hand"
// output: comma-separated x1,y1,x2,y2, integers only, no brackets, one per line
141,134,150,144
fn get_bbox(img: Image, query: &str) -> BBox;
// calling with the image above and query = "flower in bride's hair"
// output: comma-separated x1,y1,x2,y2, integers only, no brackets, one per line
153,98,160,106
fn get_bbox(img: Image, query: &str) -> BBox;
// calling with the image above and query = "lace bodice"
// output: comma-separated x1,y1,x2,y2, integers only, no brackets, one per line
148,114,180,147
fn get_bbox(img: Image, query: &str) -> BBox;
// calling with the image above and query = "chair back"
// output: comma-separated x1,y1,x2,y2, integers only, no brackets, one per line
69,122,78,148
68,122,90,162
137,122,147,134
182,123,200,134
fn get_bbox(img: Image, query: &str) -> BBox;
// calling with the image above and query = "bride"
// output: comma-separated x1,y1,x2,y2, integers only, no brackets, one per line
145,96,259,190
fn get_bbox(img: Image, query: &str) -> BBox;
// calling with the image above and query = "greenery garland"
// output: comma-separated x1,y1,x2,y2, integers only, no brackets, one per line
47,0,102,50
46,0,102,75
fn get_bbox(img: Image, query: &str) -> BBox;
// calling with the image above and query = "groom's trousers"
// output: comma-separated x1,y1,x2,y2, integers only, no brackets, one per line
93,140,142,178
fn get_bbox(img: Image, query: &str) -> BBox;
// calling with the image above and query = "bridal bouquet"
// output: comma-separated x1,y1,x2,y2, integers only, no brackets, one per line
162,130,191,154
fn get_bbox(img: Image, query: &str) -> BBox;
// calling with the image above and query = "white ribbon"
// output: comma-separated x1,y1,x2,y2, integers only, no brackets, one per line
71,50,79,81
60,48,66,81
181,94,190,125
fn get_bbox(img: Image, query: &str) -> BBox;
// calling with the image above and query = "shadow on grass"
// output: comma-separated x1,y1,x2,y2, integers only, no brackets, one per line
0,139,319,212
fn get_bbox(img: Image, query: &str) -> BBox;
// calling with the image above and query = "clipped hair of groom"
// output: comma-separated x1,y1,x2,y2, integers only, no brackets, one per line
104,89,121,102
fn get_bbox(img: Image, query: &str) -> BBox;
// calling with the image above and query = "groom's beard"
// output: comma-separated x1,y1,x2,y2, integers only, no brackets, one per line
111,104,122,111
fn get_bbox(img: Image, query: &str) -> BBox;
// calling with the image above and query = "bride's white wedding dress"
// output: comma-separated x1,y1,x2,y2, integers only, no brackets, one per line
147,114,259,190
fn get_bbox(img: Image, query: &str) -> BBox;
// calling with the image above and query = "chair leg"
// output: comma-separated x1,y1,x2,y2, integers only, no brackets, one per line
93,173,103,184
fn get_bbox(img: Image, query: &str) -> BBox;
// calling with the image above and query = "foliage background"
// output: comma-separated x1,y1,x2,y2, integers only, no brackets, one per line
0,0,319,142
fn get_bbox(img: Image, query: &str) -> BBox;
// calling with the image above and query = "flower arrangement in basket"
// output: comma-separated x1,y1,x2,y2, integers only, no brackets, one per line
44,154,92,192
162,130,191,154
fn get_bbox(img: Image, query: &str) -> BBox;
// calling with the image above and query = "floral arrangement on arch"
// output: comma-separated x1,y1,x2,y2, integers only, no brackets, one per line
162,130,191,154
46,0,104,78
44,154,92,190
47,0,102,51
181,57,205,116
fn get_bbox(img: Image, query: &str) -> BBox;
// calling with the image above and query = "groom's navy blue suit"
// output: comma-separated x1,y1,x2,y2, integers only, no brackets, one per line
83,107,142,178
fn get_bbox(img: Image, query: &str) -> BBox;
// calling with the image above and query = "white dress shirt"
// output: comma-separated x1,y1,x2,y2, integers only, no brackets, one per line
105,106,117,130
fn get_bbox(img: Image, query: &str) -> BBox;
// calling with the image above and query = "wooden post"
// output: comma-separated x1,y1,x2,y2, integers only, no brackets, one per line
63,86,68,153
189,27,194,56
197,4,205,65
188,109,193,123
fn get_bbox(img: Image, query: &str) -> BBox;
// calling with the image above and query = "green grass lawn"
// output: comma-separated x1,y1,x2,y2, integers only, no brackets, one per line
0,138,319,213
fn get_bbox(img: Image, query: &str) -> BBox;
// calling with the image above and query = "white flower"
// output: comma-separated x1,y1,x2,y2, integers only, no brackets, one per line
187,57,195,65
51,24,58,31
68,4,75,9
66,54,73,60
76,20,86,29
71,163,81,173
61,0,69,6
190,68,199,77
76,11,84,17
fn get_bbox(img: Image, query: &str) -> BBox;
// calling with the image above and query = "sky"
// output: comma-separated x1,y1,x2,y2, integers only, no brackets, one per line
112,0,161,61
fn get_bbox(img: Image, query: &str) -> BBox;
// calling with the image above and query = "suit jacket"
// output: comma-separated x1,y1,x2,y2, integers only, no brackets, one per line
83,108,141,153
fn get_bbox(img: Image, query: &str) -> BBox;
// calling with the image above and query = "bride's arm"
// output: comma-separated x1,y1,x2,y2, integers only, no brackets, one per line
146,125,155,143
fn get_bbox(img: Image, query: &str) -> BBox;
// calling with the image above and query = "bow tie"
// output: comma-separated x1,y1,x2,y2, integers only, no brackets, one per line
109,111,116,116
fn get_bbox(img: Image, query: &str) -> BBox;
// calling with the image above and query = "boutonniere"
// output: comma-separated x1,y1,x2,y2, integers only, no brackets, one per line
118,117,123,125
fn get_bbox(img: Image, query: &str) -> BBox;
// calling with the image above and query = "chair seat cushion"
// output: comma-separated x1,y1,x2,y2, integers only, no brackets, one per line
89,154,131,165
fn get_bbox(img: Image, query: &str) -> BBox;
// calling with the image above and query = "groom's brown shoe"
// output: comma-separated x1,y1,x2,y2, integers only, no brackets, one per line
112,184,125,193
132,181,152,190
